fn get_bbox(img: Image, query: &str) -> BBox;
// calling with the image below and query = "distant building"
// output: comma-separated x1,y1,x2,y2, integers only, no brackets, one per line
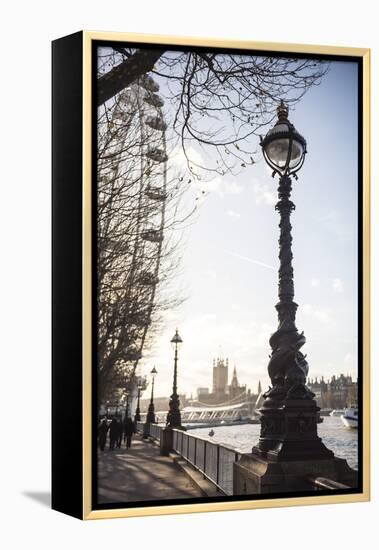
196,356,248,405
139,393,189,416
229,365,247,400
212,357,229,398
197,387,209,399
308,374,357,409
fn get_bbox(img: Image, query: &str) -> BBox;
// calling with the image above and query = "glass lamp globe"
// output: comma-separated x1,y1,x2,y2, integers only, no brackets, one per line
261,101,307,176
170,329,183,349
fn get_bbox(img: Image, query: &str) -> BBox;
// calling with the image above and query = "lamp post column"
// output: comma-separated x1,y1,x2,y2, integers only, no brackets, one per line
146,367,157,424
135,387,141,422
276,176,297,329
253,173,333,460
161,330,184,455
266,174,306,397
166,330,183,429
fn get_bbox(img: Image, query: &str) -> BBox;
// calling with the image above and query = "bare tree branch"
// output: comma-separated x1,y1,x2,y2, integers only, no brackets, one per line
97,48,165,106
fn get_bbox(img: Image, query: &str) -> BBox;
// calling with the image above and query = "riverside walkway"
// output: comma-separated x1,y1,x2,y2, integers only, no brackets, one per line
97,434,203,503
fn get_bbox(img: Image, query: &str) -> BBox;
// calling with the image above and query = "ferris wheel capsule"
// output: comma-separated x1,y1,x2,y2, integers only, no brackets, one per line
143,92,165,108
141,228,164,243
146,147,168,163
140,75,160,93
137,271,160,286
145,115,167,132
145,185,167,201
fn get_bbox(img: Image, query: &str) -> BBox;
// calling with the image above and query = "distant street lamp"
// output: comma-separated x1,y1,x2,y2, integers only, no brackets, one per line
146,367,158,423
166,329,183,429
134,383,142,422
253,101,333,460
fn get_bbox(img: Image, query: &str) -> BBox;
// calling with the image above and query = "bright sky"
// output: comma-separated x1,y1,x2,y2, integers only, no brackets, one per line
138,60,359,398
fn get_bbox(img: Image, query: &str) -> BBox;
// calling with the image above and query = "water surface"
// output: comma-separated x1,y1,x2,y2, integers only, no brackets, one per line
190,416,358,469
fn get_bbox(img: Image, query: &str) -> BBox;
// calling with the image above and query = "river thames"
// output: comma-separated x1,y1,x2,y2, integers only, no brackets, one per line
190,415,358,470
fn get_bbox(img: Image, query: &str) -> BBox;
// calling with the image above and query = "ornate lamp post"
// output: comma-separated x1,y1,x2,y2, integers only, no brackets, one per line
146,367,158,423
166,329,183,429
233,102,356,494
253,101,333,461
134,383,142,422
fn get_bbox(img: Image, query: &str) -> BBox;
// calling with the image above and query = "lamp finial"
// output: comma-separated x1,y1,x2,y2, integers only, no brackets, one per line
277,100,288,121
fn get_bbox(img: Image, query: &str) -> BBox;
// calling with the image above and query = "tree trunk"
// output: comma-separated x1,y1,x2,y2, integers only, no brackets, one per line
97,48,165,106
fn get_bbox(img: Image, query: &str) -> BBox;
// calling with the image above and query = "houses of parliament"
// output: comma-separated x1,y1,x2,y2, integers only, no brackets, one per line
195,356,260,406
191,356,356,411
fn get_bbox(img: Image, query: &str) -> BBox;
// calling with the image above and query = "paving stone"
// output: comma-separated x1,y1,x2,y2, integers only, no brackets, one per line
97,434,203,504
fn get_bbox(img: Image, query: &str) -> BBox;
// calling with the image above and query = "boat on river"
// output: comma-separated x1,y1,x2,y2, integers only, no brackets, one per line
330,409,344,417
341,406,358,429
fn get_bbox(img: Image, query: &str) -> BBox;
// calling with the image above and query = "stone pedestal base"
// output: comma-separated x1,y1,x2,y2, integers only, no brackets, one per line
233,454,358,495
160,427,173,456
254,398,334,461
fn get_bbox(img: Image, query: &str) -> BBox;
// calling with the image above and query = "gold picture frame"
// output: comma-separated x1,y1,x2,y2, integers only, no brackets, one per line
52,31,370,520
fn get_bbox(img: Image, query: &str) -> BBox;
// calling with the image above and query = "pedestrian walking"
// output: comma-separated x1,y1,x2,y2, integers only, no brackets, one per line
108,417,119,450
98,418,108,451
116,418,123,449
124,416,136,449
